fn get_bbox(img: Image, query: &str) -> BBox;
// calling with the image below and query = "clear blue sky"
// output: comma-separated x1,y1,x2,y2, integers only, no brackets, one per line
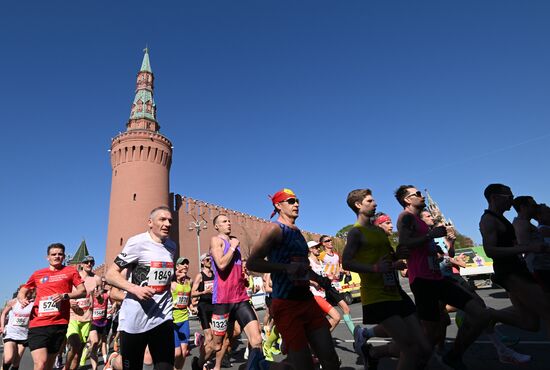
1,1,549,302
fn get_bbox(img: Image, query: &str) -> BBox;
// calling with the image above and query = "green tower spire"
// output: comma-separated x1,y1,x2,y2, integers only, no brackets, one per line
140,47,152,73
127,48,159,130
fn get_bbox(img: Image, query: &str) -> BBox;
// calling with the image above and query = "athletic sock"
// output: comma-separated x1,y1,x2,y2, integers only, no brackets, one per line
343,314,354,334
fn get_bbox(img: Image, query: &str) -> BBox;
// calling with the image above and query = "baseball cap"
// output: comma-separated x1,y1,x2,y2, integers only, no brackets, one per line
176,257,190,265
200,253,209,262
307,241,321,248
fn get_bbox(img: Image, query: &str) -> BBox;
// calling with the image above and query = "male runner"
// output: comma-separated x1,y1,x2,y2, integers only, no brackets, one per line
395,185,495,369
342,189,430,370
318,236,354,335
1,286,34,370
105,206,176,370
247,188,340,370
65,255,101,370
479,185,550,335
192,214,263,370
18,243,86,370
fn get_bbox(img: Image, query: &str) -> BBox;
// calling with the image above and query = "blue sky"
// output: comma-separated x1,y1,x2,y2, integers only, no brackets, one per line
1,1,549,302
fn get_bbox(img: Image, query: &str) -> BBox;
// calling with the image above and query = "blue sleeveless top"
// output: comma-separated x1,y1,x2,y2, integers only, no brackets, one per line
268,222,312,300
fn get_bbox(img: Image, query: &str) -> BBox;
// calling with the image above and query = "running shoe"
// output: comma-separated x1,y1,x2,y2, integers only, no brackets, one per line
191,356,201,370
54,354,64,369
104,351,119,370
353,325,367,367
194,332,204,348
498,348,531,365
364,344,379,370
262,342,274,362
244,346,249,360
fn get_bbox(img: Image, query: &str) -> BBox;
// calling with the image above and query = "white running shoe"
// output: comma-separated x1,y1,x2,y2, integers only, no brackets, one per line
498,348,531,364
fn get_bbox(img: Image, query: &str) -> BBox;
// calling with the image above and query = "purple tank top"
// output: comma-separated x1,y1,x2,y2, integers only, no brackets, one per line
211,238,249,304
399,212,443,284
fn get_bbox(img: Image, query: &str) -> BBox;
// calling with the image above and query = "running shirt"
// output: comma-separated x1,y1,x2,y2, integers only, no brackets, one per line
23,265,83,328
398,211,443,284
198,270,214,304
211,238,248,304
309,256,326,298
320,251,340,280
69,274,100,322
434,237,454,277
4,300,33,340
91,292,109,326
481,210,528,276
353,223,402,305
113,231,176,334
172,280,191,323
268,221,312,300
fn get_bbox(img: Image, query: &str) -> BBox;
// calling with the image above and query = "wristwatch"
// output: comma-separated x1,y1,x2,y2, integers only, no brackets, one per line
62,293,70,300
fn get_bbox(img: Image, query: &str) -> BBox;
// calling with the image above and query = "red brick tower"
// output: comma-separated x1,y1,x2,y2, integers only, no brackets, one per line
105,49,173,266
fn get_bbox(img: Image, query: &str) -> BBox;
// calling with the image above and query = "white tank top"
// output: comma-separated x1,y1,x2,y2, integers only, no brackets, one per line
4,300,33,340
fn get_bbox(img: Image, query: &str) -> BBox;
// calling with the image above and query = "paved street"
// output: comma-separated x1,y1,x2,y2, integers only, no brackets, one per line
3,282,549,369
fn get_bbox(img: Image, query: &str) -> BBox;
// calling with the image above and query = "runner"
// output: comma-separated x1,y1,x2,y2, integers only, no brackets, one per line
247,188,340,370
395,185,496,369
343,188,430,370
65,255,101,370
17,243,86,370
88,279,110,370
192,214,264,370
172,257,192,370
191,253,216,369
318,236,355,335
1,287,34,370
420,209,530,365
533,203,550,292
105,205,176,370
307,240,342,332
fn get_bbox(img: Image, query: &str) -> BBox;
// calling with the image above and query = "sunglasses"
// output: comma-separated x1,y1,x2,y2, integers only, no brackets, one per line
323,239,332,243
406,191,422,198
83,261,94,265
281,198,300,205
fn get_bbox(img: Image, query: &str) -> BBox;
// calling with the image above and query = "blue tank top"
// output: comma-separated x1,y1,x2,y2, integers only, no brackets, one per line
268,222,312,300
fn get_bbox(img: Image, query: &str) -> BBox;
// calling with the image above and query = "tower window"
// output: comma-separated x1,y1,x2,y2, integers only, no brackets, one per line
120,238,123,246
133,193,137,201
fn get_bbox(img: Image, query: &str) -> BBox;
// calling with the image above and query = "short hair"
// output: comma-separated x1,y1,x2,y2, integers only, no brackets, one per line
483,184,511,202
149,206,171,219
512,196,535,213
395,185,414,208
213,214,228,225
346,189,372,215
319,235,330,243
47,243,65,254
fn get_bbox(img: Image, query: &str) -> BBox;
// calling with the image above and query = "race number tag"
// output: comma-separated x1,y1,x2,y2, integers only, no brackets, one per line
290,256,309,287
331,281,341,291
382,272,397,290
148,261,174,292
76,297,91,311
175,292,190,309
13,315,30,326
93,308,106,320
211,313,229,336
38,297,60,316
204,281,214,292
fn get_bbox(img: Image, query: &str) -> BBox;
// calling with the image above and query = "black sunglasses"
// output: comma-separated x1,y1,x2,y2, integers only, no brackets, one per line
281,198,300,205
406,191,422,198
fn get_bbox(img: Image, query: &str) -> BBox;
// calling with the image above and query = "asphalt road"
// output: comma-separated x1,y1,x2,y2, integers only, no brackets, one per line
3,281,549,369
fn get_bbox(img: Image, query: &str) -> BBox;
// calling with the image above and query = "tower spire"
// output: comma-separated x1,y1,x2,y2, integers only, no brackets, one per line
425,188,452,226
128,48,158,131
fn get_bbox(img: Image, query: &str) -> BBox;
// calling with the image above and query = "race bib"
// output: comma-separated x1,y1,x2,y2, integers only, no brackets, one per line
13,315,30,326
382,271,397,289
148,261,174,292
290,256,309,287
38,298,60,316
93,308,106,320
76,297,92,311
204,280,214,292
175,292,190,309
211,313,229,336
331,281,341,291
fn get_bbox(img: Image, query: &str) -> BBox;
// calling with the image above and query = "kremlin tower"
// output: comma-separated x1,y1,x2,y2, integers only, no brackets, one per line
105,49,174,266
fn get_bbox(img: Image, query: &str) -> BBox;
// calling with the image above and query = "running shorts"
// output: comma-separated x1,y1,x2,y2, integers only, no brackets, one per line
173,320,190,347
66,320,91,343
211,301,257,337
28,324,68,353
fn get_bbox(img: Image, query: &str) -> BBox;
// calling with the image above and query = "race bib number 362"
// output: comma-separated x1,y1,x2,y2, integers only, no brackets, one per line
148,261,174,292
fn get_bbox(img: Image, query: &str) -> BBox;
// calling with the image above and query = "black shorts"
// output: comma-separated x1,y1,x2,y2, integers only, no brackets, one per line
411,278,474,322
3,338,29,347
533,270,550,293
362,289,416,324
197,302,215,330
325,286,343,306
28,324,68,353
91,324,110,336
120,320,173,370
212,301,257,336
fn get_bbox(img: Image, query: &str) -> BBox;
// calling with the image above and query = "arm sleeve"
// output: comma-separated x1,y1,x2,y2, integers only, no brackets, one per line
113,238,141,268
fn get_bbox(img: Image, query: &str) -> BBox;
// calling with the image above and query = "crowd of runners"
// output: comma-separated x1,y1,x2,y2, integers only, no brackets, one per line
2,183,550,370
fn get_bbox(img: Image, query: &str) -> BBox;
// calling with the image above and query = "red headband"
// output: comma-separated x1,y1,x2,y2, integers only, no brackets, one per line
269,188,297,218
373,215,391,226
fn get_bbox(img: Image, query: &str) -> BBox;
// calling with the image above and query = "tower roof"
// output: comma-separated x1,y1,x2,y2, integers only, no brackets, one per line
140,47,152,73
68,239,90,265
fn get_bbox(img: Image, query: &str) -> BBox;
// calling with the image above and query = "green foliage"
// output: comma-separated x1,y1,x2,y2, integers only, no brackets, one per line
454,232,475,249
336,224,354,239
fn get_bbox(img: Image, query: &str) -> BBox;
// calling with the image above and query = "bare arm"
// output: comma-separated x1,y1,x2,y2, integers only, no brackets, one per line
480,215,538,258
17,286,31,308
0,300,14,334
105,263,155,301
263,273,272,294
210,236,240,271
191,273,203,298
